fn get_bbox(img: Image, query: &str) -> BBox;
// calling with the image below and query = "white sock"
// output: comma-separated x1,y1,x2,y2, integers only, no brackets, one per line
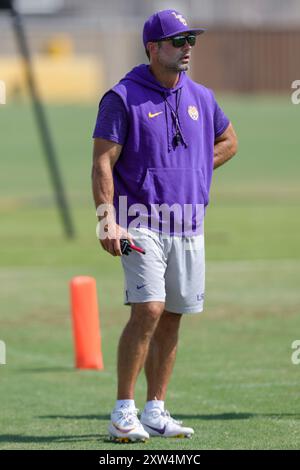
115,399,135,410
144,399,165,412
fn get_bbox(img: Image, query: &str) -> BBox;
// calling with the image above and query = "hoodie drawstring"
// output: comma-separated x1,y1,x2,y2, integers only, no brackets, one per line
175,89,188,148
164,89,188,152
164,99,171,152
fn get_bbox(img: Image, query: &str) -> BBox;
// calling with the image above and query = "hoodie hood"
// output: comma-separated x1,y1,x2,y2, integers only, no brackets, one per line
120,64,187,93
120,64,188,151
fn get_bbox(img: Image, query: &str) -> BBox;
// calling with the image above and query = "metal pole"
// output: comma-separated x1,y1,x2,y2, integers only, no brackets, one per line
9,3,76,238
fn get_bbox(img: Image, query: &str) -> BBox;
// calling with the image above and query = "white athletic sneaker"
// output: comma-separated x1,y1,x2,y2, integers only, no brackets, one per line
108,404,149,443
141,407,194,438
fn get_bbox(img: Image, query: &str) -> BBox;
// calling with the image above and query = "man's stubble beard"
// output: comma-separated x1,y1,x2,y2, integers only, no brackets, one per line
160,58,190,73
177,63,189,72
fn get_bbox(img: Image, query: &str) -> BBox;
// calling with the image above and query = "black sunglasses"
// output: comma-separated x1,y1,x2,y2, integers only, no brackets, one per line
161,34,197,48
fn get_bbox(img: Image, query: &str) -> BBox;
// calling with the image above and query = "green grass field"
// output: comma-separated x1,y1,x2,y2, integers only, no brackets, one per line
0,96,300,450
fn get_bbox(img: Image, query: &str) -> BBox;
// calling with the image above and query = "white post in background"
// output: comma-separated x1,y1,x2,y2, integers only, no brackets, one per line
0,80,6,104
0,340,6,365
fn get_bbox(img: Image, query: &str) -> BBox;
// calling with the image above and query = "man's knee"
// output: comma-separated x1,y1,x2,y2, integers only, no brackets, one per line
130,301,165,332
162,310,183,323
155,310,182,336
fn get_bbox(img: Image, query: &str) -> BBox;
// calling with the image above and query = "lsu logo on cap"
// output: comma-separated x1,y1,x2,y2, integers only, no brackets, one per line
171,12,187,26
188,105,199,121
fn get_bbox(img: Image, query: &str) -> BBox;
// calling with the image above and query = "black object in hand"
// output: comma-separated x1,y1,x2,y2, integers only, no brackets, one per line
120,239,146,255
120,239,132,256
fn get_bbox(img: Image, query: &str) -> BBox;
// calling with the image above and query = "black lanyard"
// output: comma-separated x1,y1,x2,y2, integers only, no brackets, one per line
165,88,182,146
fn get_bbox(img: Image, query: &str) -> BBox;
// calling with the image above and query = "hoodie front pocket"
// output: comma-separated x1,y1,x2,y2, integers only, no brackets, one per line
141,167,208,207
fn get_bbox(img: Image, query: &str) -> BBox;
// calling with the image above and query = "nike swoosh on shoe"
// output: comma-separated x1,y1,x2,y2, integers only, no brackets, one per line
144,424,167,435
113,423,136,433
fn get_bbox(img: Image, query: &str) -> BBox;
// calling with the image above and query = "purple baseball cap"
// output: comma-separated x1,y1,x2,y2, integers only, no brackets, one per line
143,9,205,48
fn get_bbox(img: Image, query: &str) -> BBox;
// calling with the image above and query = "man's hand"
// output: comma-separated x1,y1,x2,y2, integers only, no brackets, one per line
98,221,134,257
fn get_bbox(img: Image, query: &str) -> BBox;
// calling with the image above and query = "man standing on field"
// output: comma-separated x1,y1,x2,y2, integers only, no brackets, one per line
92,9,238,442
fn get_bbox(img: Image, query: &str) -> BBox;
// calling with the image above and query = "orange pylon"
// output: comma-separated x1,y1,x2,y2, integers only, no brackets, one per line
70,276,104,370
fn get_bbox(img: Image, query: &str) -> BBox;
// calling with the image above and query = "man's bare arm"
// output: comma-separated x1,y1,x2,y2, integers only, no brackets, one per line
92,138,120,209
92,137,133,256
213,123,238,170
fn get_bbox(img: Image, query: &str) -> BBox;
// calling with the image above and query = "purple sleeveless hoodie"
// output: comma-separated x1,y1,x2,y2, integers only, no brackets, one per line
108,64,229,236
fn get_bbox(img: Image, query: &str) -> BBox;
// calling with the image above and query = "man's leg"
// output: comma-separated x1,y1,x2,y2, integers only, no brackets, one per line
144,310,182,401
117,301,165,399
140,310,194,438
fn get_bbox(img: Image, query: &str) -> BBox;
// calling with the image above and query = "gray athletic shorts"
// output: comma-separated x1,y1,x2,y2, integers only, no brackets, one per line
121,227,205,314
